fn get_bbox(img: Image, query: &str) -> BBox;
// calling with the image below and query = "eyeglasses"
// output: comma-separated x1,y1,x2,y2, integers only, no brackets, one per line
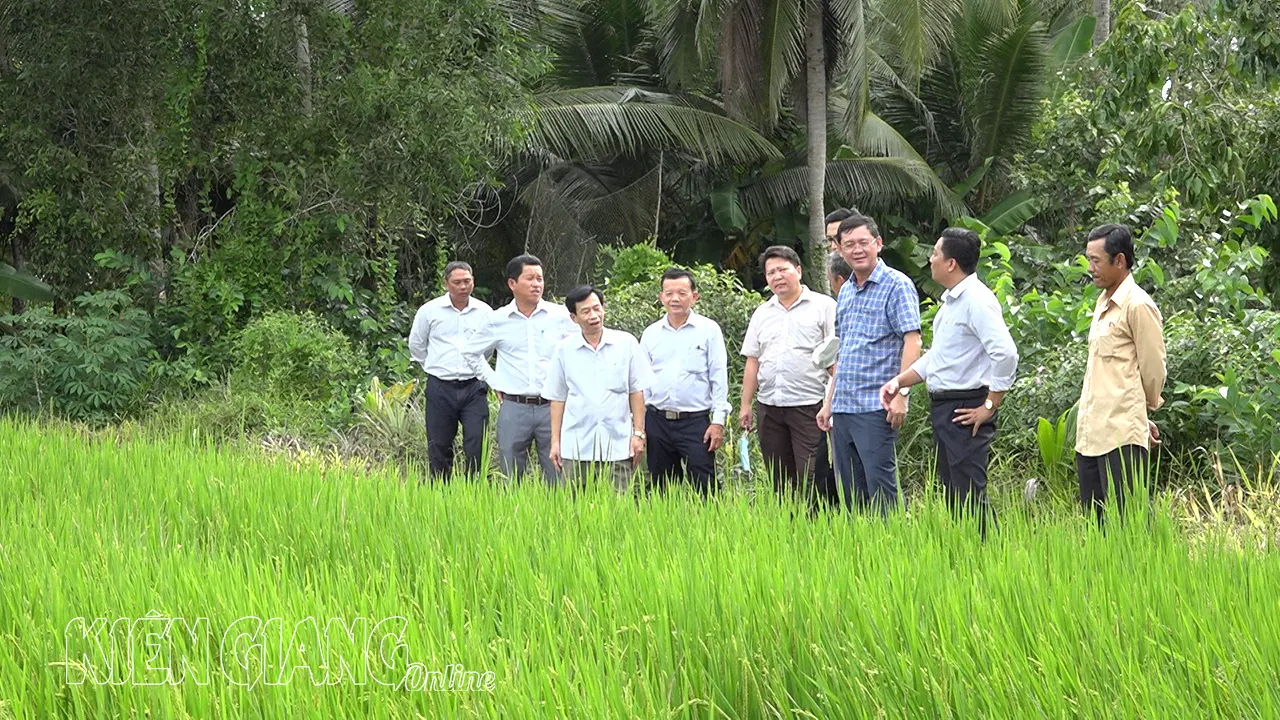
838,238,877,250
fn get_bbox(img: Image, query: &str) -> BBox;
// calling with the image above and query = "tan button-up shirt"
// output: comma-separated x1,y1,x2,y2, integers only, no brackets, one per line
741,287,837,407
1075,275,1167,456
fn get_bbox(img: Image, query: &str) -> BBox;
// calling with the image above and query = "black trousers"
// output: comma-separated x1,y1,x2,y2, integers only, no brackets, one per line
1076,445,1150,526
929,392,997,536
425,375,489,478
758,402,824,502
645,408,717,496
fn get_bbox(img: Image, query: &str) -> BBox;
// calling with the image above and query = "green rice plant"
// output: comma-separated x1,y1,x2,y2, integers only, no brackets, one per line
2,418,1279,718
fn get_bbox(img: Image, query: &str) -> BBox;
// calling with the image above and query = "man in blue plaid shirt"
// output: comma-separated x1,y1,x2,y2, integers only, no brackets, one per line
817,214,923,512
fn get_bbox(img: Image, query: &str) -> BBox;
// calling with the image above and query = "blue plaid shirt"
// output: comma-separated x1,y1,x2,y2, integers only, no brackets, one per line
833,260,922,414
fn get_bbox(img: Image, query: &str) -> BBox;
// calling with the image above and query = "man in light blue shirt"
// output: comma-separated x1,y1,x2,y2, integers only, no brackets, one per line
879,228,1018,535
640,268,731,496
817,214,923,513
542,285,653,491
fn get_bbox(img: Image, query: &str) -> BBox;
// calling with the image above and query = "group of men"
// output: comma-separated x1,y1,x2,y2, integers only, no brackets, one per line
408,210,1167,527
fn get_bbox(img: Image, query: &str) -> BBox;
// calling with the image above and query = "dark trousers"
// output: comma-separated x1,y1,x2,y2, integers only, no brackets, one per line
645,408,718,496
758,402,823,501
425,375,489,478
1076,445,1150,525
830,411,900,514
929,393,997,536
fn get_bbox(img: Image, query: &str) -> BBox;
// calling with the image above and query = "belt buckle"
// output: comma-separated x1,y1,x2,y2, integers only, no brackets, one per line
663,410,680,420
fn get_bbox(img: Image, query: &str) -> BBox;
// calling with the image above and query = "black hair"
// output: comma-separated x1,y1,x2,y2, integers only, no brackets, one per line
759,245,802,271
827,252,852,281
565,284,603,315
836,214,881,242
661,267,697,291
505,254,542,282
444,261,473,280
1086,223,1135,271
938,227,981,275
824,208,854,226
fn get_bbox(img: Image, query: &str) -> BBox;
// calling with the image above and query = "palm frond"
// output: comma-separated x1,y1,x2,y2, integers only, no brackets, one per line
967,17,1048,173
718,0,767,123
525,86,782,164
0,262,54,302
758,0,807,125
871,0,963,85
739,156,965,218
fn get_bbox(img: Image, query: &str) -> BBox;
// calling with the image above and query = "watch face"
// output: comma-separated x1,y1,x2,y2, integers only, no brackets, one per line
984,399,994,411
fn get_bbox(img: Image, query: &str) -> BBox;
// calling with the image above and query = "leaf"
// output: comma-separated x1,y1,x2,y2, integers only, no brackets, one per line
980,189,1040,235
952,157,993,200
1049,15,1095,70
711,185,748,232
0,262,55,302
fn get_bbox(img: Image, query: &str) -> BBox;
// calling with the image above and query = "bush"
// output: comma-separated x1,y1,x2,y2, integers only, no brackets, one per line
597,242,763,389
228,310,364,437
0,291,155,423
999,310,1280,474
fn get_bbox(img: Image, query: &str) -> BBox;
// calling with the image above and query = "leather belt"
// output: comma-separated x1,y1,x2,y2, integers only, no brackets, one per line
647,406,710,421
429,375,482,386
929,386,989,402
505,394,550,406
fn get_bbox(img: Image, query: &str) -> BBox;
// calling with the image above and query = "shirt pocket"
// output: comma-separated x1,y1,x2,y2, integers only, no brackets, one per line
788,318,825,351
683,342,707,374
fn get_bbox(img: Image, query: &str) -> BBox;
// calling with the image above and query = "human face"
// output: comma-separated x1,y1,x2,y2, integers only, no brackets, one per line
927,237,953,286
836,225,882,276
763,257,801,301
1085,239,1126,291
828,272,846,297
825,220,842,252
445,268,474,305
659,276,698,321
570,292,605,335
507,263,544,305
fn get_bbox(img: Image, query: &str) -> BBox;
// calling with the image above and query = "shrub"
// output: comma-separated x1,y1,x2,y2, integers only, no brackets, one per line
228,310,364,436
0,291,155,423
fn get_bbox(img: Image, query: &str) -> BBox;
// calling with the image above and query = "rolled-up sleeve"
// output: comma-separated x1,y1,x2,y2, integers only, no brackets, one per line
1130,301,1167,410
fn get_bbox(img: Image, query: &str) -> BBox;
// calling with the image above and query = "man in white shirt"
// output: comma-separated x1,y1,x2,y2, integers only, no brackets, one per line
740,245,837,501
879,228,1018,536
639,268,731,496
542,285,653,491
464,255,576,483
407,261,493,479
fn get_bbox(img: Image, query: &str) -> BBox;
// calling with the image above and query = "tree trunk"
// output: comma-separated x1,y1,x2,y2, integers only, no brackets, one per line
8,226,25,316
296,14,313,118
1093,0,1110,46
804,0,829,293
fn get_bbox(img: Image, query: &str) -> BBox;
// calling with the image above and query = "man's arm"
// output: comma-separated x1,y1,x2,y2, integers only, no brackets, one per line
708,323,731,427
739,356,760,431
628,391,646,467
407,305,431,371
462,312,500,388
1131,302,1167,411
542,348,569,470
549,401,565,471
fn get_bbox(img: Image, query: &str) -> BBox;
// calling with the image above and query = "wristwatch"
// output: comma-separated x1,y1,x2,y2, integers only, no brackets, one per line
984,398,995,411
633,429,647,440
898,386,911,397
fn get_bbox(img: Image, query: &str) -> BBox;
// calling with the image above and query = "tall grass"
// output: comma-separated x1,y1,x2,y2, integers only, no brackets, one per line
1,417,1278,718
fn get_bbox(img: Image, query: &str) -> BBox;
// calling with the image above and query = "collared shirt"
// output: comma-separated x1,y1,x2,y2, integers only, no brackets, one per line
640,312,731,425
1076,275,1167,456
541,328,654,462
407,295,493,381
463,299,577,396
833,260,922,414
910,273,1018,393
741,287,837,407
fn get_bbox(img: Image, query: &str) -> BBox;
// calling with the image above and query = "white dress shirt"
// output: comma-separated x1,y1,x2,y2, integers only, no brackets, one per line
464,299,577,396
640,312,731,425
407,295,493,381
910,273,1019,393
741,287,837,406
541,328,654,462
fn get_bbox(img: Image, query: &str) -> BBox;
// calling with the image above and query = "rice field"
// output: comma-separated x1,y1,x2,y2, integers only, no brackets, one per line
1,417,1278,718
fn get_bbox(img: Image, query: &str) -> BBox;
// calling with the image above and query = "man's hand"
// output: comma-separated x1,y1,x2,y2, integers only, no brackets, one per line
886,394,908,429
816,403,833,432
738,405,754,432
630,433,647,467
495,390,505,403
1149,420,1161,447
953,404,994,437
879,377,901,411
704,423,724,452
549,441,562,471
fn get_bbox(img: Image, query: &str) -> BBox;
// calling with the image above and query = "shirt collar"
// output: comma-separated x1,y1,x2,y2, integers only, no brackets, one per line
436,294,481,313
941,273,980,303
661,311,703,330
768,285,813,308
1103,274,1138,310
501,299,552,318
855,260,888,290
571,327,616,350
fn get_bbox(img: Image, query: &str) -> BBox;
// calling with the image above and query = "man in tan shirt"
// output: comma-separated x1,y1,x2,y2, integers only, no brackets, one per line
1076,224,1167,524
